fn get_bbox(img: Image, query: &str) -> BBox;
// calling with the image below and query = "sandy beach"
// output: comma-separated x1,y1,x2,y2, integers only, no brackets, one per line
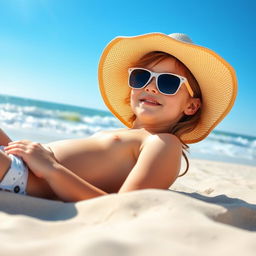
1,158,255,256
0,0,255,254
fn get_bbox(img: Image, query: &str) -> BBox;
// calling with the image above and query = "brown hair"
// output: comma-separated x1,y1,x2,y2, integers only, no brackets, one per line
126,51,203,177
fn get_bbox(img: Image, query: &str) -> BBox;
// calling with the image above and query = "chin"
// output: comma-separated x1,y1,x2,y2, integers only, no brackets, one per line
136,112,161,124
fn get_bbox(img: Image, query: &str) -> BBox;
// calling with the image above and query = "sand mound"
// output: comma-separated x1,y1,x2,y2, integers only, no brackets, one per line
1,159,256,256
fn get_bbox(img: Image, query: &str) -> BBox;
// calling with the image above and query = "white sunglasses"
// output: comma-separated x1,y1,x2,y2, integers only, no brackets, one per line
128,67,194,97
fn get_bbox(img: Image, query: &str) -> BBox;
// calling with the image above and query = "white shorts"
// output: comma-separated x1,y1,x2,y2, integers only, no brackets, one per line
0,146,28,195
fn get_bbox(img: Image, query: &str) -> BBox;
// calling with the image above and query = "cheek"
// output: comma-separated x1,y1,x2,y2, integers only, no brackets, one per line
131,89,139,96
130,89,139,104
164,95,188,115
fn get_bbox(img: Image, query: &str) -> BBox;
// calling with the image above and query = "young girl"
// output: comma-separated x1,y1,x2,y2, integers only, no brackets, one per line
0,33,237,202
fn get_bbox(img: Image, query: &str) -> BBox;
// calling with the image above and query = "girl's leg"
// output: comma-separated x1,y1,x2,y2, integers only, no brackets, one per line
0,129,57,199
0,129,12,146
0,149,57,199
26,171,58,199
0,128,12,180
0,150,11,181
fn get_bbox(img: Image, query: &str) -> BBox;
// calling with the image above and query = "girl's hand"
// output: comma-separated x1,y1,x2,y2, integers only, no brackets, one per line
4,140,58,180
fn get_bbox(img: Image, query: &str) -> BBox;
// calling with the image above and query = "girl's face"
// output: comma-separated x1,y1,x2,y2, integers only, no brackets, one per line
130,57,201,132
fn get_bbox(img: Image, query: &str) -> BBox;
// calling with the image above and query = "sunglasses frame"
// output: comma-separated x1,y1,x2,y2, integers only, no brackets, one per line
128,67,194,97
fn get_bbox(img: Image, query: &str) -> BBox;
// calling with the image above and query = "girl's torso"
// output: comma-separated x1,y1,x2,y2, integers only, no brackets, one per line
45,128,150,194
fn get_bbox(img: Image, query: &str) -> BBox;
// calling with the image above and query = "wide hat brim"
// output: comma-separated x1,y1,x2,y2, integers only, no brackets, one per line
98,33,237,143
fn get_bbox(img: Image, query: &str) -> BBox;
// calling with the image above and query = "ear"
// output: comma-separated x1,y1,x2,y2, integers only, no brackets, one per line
184,98,201,116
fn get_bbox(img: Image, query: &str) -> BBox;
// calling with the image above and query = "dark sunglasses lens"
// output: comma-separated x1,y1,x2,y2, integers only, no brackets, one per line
129,69,151,88
158,74,181,94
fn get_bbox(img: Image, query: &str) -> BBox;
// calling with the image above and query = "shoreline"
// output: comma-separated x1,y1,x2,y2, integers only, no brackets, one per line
1,124,256,167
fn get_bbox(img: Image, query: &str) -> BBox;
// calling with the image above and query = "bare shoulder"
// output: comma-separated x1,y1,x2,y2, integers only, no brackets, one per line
142,133,182,153
118,133,182,193
141,133,183,170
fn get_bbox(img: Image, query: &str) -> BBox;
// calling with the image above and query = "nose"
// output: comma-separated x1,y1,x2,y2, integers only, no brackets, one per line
145,78,158,94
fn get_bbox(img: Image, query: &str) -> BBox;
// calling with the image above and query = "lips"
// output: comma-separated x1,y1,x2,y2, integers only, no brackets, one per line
139,97,161,106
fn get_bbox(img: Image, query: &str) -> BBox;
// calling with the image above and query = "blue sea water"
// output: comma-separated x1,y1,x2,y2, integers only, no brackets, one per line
0,94,255,166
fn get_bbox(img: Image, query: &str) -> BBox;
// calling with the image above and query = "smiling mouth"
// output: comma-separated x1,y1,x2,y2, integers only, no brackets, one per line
140,99,162,106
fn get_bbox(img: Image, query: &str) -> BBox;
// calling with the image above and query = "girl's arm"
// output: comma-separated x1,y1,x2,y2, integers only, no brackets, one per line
4,133,182,201
46,163,108,201
0,128,12,145
118,133,182,193
4,140,107,202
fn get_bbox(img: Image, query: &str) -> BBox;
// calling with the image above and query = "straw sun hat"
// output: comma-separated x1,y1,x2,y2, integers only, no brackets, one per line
98,33,237,143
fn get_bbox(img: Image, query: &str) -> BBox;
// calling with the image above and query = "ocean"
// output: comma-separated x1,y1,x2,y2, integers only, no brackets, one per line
0,94,255,166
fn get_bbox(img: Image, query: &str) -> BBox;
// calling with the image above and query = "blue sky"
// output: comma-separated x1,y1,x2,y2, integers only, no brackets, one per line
0,0,255,136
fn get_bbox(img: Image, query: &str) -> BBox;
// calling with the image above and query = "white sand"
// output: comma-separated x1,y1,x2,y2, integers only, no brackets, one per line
0,159,256,256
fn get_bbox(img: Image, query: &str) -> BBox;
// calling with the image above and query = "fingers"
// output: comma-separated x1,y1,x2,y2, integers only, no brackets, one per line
5,144,26,151
4,148,25,157
4,140,42,157
7,140,32,146
7,140,41,148
4,143,27,157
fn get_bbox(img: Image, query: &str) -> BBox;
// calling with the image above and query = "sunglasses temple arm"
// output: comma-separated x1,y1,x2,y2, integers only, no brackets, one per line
184,80,194,97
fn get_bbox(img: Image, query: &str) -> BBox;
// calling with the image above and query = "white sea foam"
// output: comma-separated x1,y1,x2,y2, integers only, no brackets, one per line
0,99,255,166
0,103,120,137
